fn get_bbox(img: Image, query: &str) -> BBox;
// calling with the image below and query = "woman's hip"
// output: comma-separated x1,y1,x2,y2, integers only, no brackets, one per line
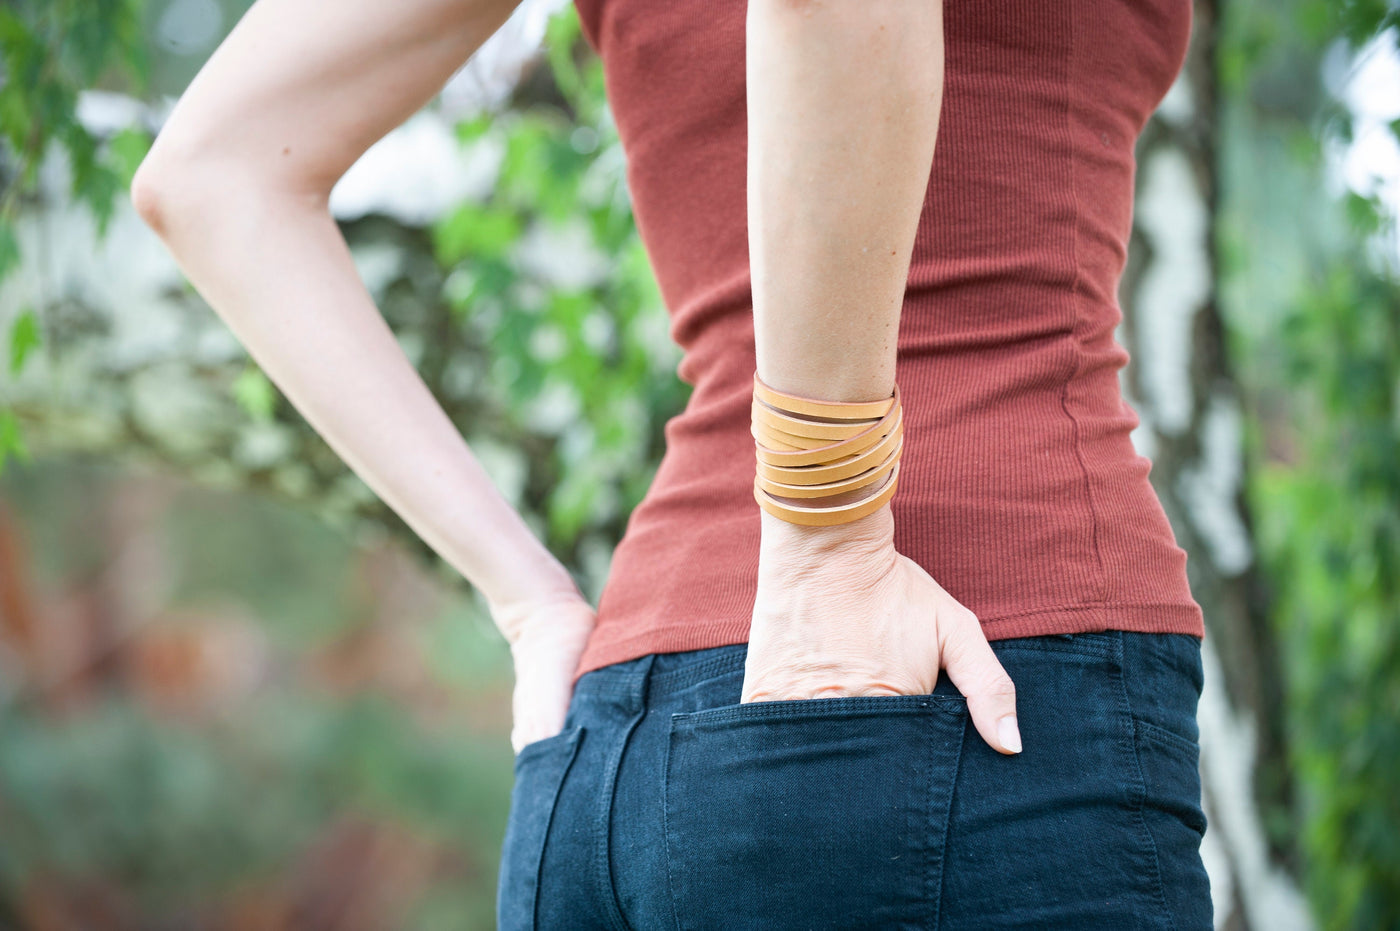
498,629,1211,930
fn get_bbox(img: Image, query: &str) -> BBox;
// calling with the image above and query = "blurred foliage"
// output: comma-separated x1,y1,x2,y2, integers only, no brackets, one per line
0,0,691,924
430,10,689,546
0,694,512,927
1,457,519,927
0,0,153,473
1219,0,1400,927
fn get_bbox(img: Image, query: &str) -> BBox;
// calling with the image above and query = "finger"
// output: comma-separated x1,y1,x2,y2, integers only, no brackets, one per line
939,608,1021,754
509,660,571,754
510,694,568,754
506,615,594,755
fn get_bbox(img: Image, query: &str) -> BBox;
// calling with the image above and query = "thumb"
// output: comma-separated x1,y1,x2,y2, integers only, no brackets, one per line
939,608,1021,755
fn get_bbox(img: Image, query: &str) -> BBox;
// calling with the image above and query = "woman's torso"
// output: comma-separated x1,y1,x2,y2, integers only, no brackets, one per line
571,0,1204,680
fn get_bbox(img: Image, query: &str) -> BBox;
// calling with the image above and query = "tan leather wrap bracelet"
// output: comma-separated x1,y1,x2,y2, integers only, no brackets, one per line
755,407,904,484
750,385,902,468
751,373,904,526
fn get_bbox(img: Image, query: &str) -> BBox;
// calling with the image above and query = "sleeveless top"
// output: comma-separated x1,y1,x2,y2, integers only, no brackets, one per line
570,0,1205,681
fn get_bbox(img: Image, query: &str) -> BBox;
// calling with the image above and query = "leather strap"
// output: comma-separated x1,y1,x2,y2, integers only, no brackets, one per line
751,417,845,451
753,385,903,468
753,461,902,526
753,372,896,420
755,437,902,498
755,414,904,485
749,425,808,452
751,397,880,440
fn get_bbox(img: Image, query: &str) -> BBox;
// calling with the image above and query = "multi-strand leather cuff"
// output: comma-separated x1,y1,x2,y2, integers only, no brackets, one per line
750,372,904,526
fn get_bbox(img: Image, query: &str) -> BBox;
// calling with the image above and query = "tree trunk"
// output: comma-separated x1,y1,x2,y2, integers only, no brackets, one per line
1121,1,1310,927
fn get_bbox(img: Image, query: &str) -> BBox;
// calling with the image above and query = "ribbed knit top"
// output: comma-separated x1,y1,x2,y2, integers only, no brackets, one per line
570,0,1205,681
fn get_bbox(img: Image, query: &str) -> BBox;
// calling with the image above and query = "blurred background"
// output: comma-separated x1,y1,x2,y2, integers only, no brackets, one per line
0,0,1396,928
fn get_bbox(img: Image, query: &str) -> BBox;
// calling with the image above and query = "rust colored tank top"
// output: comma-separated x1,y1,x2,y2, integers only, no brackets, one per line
570,0,1205,681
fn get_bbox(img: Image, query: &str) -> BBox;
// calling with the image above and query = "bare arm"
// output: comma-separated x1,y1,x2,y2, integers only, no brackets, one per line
749,0,935,416
131,0,594,753
745,0,1022,754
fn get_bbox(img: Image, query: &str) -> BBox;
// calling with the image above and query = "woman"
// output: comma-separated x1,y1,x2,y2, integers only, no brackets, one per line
131,0,1213,927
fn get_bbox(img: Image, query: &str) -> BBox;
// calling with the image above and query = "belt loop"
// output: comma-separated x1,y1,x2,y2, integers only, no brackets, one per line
628,652,658,714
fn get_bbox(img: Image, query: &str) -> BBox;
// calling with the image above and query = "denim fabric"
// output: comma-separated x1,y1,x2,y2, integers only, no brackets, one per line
496,630,1211,930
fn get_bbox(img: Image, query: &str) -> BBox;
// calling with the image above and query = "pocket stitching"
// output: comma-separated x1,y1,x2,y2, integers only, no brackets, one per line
662,713,683,931
673,693,968,728
500,724,583,931
1114,655,1179,931
513,724,582,766
991,631,1119,659
1135,717,1200,760
927,702,966,930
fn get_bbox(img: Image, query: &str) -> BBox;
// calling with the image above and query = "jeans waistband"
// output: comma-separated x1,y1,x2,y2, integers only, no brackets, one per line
569,630,1202,711
573,643,750,706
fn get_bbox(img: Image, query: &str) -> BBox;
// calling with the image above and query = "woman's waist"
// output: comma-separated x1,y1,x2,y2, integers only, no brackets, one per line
623,392,1187,594
574,630,1201,706
628,442,1166,551
654,370,1150,506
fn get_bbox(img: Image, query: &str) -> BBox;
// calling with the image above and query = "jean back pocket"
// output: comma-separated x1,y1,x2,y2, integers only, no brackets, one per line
1134,716,1212,929
663,694,967,931
496,725,584,931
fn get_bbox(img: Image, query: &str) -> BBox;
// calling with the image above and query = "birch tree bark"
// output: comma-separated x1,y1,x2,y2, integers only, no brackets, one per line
1122,1,1310,927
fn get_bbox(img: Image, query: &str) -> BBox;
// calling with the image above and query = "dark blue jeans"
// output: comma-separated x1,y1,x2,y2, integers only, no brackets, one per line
497,630,1211,930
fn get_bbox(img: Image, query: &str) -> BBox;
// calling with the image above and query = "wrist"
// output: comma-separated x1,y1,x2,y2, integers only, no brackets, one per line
758,501,896,570
487,576,591,646
750,371,903,537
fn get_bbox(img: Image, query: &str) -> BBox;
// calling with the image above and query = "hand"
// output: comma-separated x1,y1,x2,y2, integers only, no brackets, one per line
490,593,597,755
747,511,1022,755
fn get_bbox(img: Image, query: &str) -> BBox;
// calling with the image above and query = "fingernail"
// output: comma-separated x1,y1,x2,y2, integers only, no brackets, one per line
998,715,1022,754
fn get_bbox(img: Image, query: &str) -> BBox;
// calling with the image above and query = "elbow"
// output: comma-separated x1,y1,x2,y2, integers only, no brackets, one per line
130,136,212,241
131,100,340,240
130,156,174,238
130,136,327,244
130,138,233,242
130,120,220,237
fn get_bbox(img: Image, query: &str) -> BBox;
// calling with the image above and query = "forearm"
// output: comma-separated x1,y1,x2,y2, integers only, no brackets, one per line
747,0,943,548
126,0,580,635
144,182,578,630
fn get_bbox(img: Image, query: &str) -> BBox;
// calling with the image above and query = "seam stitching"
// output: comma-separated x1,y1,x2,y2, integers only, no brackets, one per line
529,729,583,931
594,687,647,931
930,710,966,931
1061,0,1111,605
1116,635,1178,930
661,715,686,931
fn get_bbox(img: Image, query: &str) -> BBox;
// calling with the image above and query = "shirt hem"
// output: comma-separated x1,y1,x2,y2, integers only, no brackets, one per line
570,600,1205,685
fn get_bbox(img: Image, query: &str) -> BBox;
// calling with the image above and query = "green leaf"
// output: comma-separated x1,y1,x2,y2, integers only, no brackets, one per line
0,80,32,158
0,223,19,284
8,306,40,376
453,111,493,145
231,365,278,422
105,126,152,189
432,203,522,264
1294,0,1332,43
1343,191,1384,236
0,408,30,474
